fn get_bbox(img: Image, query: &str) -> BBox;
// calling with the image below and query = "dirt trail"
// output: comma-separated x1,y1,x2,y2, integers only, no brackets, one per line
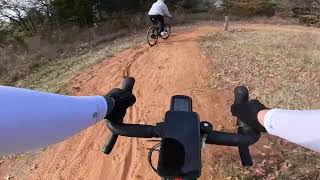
2,25,243,179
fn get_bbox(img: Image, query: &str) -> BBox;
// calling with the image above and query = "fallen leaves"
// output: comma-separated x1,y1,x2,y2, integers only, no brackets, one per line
200,28,320,110
200,27,320,179
3,175,13,180
30,164,38,171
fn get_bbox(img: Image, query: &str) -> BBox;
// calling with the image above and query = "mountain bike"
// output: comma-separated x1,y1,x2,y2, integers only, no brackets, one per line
147,19,171,47
103,77,261,180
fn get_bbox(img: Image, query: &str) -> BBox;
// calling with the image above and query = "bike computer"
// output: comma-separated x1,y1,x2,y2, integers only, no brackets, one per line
157,95,201,179
170,95,192,112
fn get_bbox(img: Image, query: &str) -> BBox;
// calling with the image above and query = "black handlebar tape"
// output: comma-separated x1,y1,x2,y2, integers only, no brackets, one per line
234,86,253,166
120,77,135,92
238,144,252,166
234,86,249,106
103,134,118,154
107,121,162,138
206,131,260,146
103,77,136,155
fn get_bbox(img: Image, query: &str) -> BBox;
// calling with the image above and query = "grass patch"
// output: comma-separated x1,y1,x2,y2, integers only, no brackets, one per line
6,23,197,94
201,27,320,110
13,34,144,94
200,26,320,178
222,144,320,179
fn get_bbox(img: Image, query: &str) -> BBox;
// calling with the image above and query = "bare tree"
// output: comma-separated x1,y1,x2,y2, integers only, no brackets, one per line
29,0,55,24
0,0,36,32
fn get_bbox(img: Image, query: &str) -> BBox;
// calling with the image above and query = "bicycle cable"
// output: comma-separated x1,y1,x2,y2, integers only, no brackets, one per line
147,143,161,173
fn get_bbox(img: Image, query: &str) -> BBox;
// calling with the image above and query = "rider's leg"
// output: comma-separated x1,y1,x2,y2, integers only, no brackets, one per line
148,15,158,39
149,15,156,25
158,15,167,37
159,15,165,32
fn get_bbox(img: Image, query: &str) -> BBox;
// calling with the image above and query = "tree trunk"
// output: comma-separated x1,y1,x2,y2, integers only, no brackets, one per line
98,10,103,22
224,0,229,31
86,10,94,27
27,14,37,33
224,15,229,31
18,17,33,32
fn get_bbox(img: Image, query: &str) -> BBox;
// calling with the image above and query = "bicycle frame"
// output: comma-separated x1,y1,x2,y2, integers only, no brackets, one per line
147,19,171,46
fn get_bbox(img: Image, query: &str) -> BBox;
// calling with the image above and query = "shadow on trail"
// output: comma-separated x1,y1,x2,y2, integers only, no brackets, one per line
160,37,195,45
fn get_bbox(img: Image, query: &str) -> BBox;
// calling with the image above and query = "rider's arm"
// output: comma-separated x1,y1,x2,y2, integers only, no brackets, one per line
0,86,107,155
162,3,172,18
260,109,320,152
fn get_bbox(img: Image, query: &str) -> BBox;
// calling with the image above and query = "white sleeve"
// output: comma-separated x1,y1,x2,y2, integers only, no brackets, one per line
0,86,107,155
264,109,320,152
162,4,172,17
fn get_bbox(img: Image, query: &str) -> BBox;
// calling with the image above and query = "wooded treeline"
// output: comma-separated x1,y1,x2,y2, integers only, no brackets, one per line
0,0,319,44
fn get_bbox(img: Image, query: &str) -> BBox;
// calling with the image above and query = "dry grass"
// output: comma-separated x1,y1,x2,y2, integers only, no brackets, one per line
13,34,144,93
8,22,197,94
200,25,320,179
0,12,194,90
222,143,320,179
0,28,130,87
0,13,154,88
201,26,320,110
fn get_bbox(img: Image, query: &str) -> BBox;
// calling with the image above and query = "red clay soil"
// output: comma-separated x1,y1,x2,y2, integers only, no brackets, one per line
0,26,272,180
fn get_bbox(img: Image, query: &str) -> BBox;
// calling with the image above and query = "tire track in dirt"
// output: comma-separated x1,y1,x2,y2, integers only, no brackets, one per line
123,47,149,76
120,141,133,180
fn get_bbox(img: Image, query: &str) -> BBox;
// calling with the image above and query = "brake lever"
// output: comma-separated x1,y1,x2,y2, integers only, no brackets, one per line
103,134,119,154
234,86,257,166
103,77,135,154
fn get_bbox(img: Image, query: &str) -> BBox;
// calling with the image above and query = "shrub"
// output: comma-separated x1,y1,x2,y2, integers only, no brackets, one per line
229,0,277,17
299,15,320,27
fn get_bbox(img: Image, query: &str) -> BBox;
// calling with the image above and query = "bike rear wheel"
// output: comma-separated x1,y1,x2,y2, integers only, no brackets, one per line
147,26,159,47
161,24,171,39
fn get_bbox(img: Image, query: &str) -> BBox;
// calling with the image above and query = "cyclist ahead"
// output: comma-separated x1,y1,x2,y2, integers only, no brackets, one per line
148,0,172,37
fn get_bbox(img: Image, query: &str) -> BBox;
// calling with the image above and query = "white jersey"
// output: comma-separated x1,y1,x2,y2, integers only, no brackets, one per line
0,86,107,155
265,109,320,152
148,0,172,17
